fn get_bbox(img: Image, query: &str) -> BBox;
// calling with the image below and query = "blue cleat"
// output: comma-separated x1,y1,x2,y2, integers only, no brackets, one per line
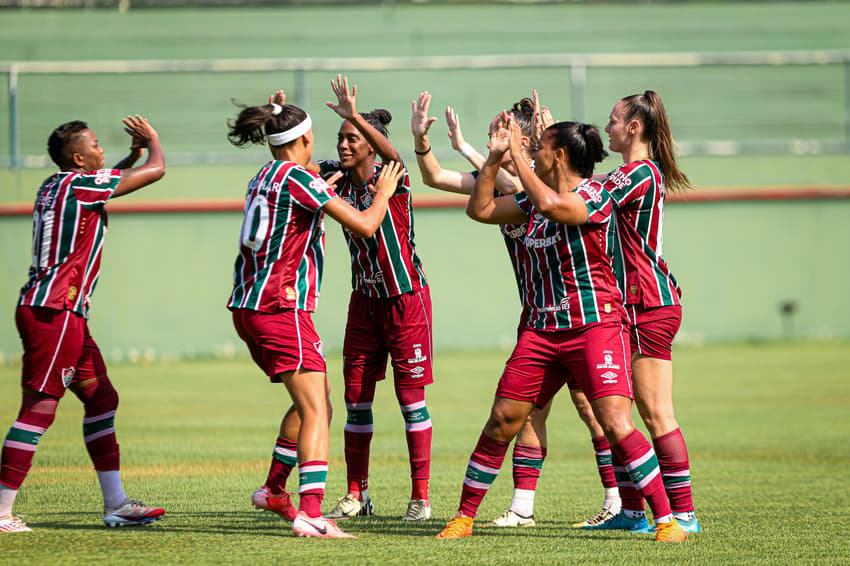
676,516,701,533
583,511,653,533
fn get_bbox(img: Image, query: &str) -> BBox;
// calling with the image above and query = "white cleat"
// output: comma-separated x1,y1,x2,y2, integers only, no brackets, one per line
481,508,535,528
402,499,431,521
103,499,164,528
324,494,373,519
0,515,32,533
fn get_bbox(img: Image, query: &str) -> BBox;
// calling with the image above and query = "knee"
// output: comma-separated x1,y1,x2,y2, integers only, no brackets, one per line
485,403,527,442
81,379,119,415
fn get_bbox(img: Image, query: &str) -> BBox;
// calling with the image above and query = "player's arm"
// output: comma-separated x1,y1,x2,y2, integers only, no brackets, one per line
466,114,526,225
323,161,405,238
411,92,476,194
113,115,165,198
327,74,401,163
446,105,521,195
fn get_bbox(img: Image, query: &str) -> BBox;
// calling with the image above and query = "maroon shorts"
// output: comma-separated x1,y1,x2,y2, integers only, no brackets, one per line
627,305,681,361
498,320,632,406
232,308,326,380
516,312,580,391
342,287,434,390
16,306,107,399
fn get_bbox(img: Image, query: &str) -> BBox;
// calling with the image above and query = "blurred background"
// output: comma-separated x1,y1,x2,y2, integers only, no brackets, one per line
1,1,848,362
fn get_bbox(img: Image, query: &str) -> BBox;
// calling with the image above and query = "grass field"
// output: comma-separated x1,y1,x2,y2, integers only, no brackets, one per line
0,342,848,564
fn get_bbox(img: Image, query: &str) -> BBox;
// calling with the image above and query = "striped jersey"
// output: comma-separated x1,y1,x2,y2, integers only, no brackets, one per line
514,180,626,331
18,169,122,319
228,161,338,313
602,160,682,308
319,160,427,298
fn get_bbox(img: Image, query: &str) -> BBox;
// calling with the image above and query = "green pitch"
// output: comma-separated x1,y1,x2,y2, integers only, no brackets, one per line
0,342,847,564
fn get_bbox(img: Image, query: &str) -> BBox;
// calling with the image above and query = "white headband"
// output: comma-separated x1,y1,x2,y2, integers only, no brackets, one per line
267,114,312,146
270,103,283,116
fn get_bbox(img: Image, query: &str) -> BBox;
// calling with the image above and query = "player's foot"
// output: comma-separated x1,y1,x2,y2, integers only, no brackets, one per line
103,499,164,528
435,515,474,539
480,508,535,528
571,506,618,528
582,511,652,533
655,518,688,542
251,486,298,521
292,512,356,538
402,499,431,521
0,515,32,533
324,493,374,519
676,515,701,533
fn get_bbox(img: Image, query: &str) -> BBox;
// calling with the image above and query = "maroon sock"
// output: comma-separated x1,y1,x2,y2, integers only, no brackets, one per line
653,428,695,513
75,378,120,472
613,429,672,521
1,395,58,489
591,435,617,489
266,437,297,493
512,443,546,491
458,432,509,518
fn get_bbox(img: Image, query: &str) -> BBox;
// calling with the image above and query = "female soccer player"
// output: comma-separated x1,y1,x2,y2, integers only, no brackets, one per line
226,95,404,538
1,116,166,533
309,76,434,522
434,113,686,543
583,91,700,533
411,92,622,528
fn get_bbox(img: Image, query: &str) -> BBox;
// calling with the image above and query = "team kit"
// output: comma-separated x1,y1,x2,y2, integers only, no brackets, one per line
0,76,698,542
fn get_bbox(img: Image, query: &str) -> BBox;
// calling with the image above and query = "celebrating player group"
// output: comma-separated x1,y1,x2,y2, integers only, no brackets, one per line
1,75,697,543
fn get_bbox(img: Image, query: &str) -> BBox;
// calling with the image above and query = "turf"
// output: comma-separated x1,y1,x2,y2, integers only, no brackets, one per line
0,342,848,564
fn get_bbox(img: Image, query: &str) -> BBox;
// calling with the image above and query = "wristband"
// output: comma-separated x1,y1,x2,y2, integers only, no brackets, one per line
414,146,431,155
459,142,475,159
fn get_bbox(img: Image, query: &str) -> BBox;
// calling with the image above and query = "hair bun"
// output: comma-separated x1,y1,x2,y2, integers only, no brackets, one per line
372,108,392,125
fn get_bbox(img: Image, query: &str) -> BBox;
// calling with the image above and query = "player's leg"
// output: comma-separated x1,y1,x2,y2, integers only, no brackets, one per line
483,403,548,528
387,288,435,521
568,387,623,528
436,396,534,539
251,406,300,521
284,367,354,538
71,328,163,528
569,321,685,542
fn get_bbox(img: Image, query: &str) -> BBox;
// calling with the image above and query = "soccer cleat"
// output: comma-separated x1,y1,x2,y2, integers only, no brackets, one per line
582,511,652,533
402,499,431,521
103,499,164,528
571,506,618,529
0,515,32,533
251,486,298,521
435,515,474,539
651,515,701,533
292,512,356,538
655,519,688,542
324,493,374,519
480,508,535,528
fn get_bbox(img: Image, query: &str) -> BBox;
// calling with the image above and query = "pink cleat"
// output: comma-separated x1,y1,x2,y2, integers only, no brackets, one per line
292,512,356,538
251,486,298,521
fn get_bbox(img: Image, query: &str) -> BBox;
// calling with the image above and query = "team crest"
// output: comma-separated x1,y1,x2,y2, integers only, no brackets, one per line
407,344,428,364
313,340,325,359
596,351,621,370
284,287,297,301
61,367,76,388
67,286,78,302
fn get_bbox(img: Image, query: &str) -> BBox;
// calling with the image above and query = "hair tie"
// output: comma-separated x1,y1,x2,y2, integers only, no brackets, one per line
270,103,283,116
267,115,312,146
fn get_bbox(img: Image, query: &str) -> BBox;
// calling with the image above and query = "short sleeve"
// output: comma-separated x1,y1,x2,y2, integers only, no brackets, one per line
288,167,338,211
513,192,533,216
603,162,651,207
71,169,121,209
575,180,614,225
318,159,341,178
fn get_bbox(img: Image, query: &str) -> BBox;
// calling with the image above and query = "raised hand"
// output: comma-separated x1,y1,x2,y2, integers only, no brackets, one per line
327,74,357,120
533,89,554,141
411,92,437,138
122,115,158,150
445,106,467,152
269,89,286,106
487,111,512,156
370,161,405,199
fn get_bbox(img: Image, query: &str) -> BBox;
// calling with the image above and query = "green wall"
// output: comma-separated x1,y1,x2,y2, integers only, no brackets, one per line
1,195,847,363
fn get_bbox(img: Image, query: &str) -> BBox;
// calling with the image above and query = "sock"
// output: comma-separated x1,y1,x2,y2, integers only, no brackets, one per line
398,387,432,502
298,460,327,518
1,395,58,491
603,487,622,514
343,382,376,499
613,429,673,524
0,486,18,518
591,436,617,488
653,428,695,514
511,443,545,516
458,432,509,518
97,470,127,510
75,378,120,472
266,437,297,494
611,451,644,515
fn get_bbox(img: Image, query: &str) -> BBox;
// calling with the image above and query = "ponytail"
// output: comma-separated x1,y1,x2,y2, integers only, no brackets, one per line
227,100,308,147
546,121,608,178
621,91,693,192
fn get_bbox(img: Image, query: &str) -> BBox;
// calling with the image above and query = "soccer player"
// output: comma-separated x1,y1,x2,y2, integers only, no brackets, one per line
314,76,434,522
0,116,166,533
434,113,686,543
411,92,621,528
226,94,404,538
581,91,701,533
